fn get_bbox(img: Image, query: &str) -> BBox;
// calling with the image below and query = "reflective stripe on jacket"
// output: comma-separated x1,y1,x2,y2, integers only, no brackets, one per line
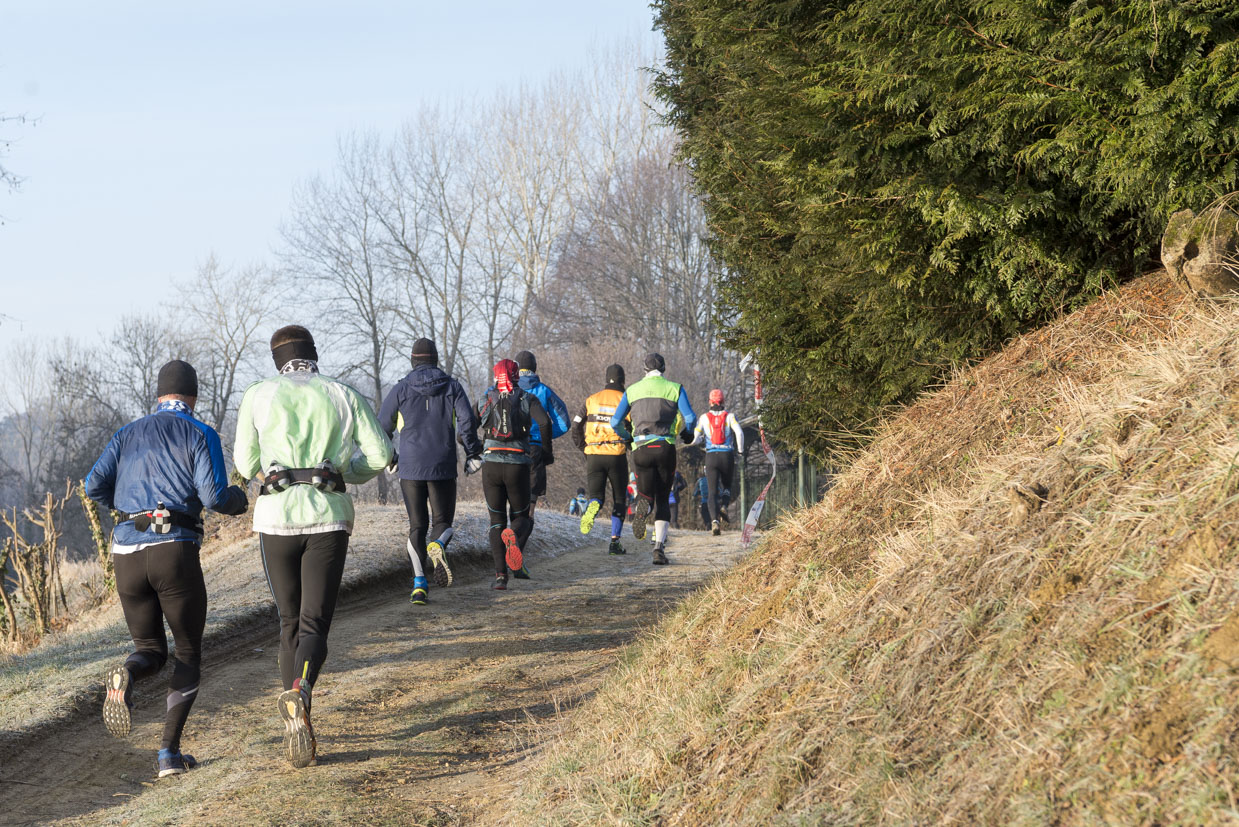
581,388,626,455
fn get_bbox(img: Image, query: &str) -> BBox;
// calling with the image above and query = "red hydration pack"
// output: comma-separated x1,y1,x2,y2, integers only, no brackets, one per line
705,410,728,447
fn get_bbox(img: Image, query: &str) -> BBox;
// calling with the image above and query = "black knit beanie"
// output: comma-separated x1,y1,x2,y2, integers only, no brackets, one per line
605,364,625,388
411,337,438,367
156,360,198,398
270,325,317,369
644,352,665,373
514,350,537,372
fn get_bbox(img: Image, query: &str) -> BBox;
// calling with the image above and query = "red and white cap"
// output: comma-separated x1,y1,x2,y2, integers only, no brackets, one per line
494,359,518,394
709,389,724,406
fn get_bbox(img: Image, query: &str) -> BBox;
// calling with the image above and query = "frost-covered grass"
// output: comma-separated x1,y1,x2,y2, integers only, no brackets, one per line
0,502,582,744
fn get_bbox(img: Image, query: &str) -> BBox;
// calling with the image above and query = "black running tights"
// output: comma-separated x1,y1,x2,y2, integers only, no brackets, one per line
114,541,206,752
400,478,457,571
585,453,628,519
482,461,531,575
259,531,349,692
705,451,735,522
632,442,677,522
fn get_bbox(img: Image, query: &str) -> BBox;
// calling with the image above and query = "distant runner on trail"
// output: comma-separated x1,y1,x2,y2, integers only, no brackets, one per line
670,470,687,529
610,353,698,565
476,358,553,589
693,389,745,536
695,475,710,527
86,360,249,778
514,350,569,550
233,325,392,769
570,363,630,555
378,338,482,606
566,488,588,516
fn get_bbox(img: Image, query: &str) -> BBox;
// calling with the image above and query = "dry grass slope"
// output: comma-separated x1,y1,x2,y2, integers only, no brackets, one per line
519,271,1239,825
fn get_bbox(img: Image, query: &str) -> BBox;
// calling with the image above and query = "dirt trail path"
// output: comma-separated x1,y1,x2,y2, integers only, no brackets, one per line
1,530,743,826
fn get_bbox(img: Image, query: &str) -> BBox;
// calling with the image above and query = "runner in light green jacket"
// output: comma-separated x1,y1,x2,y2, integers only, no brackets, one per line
233,325,392,769
234,364,392,535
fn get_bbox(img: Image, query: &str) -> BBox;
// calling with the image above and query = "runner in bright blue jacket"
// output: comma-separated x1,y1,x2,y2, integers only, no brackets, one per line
86,402,246,545
514,350,568,494
512,350,569,559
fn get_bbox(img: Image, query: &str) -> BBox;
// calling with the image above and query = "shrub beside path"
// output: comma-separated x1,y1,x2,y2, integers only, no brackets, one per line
0,505,743,825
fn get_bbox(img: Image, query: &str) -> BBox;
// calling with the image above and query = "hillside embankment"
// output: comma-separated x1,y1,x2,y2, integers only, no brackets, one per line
518,271,1239,825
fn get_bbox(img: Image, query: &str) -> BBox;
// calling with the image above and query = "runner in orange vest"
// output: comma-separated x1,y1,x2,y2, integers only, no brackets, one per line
570,364,630,555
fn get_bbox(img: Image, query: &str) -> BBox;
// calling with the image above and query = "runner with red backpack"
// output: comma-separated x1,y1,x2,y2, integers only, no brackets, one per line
693,389,745,535
476,359,554,589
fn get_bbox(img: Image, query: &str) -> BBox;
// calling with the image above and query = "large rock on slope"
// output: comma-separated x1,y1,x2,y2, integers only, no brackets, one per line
1162,200,1239,297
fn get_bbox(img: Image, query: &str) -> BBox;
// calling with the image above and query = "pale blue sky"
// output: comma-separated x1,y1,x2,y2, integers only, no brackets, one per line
0,0,657,355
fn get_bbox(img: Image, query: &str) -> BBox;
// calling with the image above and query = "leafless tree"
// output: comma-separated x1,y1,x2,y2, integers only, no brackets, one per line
1,113,29,194
282,135,398,408
1,342,67,504
484,75,590,346
381,109,479,380
175,255,282,435
281,135,399,501
106,314,180,419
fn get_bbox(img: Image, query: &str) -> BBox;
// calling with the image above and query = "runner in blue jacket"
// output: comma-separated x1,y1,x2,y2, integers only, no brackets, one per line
513,350,569,551
378,338,481,603
85,360,248,778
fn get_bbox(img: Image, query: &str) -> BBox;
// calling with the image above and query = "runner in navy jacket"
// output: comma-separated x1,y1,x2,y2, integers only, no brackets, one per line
84,360,247,778
378,338,481,601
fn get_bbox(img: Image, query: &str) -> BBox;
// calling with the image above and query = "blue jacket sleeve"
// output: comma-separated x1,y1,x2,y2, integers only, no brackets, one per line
545,388,570,439
85,429,124,511
677,387,698,435
453,380,482,458
610,392,633,443
378,384,401,438
192,422,248,516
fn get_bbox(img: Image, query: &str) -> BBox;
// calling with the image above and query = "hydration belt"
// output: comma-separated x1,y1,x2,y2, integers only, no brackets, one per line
121,502,204,535
260,464,347,495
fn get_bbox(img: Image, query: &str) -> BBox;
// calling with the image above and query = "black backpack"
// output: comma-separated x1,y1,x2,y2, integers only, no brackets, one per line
483,389,529,443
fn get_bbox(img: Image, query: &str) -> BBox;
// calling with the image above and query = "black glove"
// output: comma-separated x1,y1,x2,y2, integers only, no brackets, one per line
543,450,554,467
679,429,693,444
219,484,249,516
387,451,399,472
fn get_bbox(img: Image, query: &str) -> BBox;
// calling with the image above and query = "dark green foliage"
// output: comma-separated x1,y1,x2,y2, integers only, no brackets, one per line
654,0,1239,454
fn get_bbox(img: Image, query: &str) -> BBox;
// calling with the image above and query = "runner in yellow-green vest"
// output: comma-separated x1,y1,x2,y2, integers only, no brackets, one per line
609,353,697,565
233,325,392,769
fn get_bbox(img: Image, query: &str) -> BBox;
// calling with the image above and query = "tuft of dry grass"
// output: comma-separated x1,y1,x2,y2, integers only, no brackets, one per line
517,272,1239,824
